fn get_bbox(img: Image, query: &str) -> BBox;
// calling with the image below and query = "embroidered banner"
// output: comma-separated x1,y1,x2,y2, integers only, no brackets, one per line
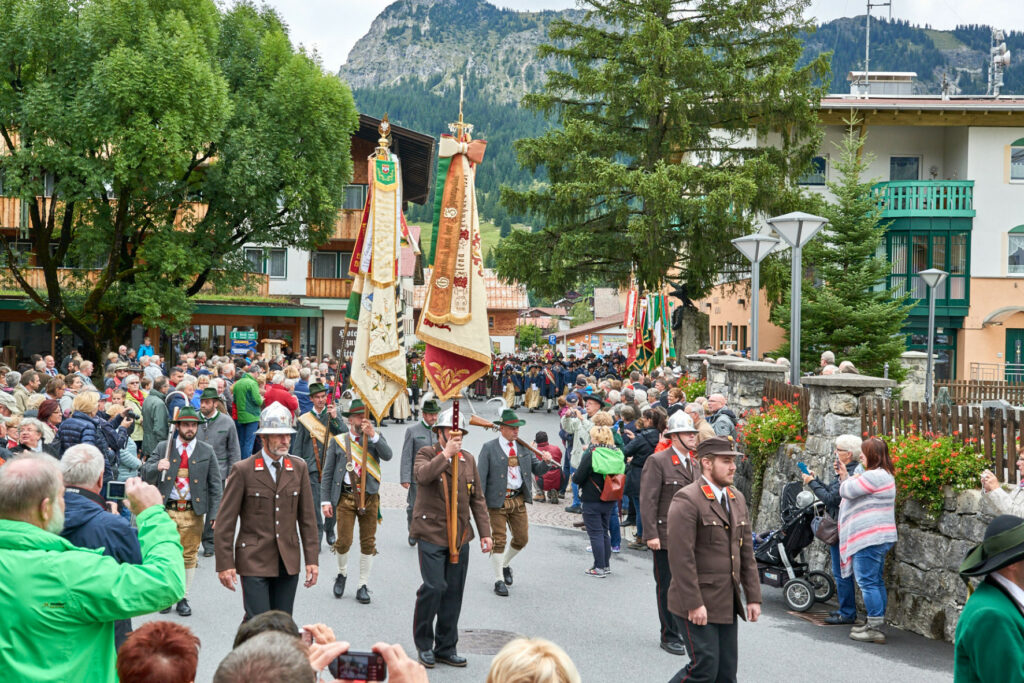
417,134,491,401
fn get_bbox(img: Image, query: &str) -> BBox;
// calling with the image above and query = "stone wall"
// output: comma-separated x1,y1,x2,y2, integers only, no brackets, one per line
705,355,745,397
898,351,929,403
685,353,708,380
888,490,997,641
676,307,709,357
722,361,787,415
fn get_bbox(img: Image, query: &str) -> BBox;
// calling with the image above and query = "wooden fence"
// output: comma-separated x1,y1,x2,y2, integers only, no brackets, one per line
762,379,809,433
860,395,1024,484
935,380,1024,406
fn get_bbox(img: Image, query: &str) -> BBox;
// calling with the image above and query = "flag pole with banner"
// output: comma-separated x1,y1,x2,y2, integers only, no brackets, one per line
417,82,492,401
346,115,408,422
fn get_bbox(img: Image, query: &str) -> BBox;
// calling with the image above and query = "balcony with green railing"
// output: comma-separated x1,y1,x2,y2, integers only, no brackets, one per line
872,180,975,218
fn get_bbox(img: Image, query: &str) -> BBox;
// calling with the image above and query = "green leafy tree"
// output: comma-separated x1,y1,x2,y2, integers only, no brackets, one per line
484,249,497,268
769,124,911,379
495,0,828,298
499,216,512,238
516,323,543,350
0,0,357,360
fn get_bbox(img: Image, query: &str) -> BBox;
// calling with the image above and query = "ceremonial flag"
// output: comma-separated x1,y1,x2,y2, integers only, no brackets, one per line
417,133,491,401
346,138,408,422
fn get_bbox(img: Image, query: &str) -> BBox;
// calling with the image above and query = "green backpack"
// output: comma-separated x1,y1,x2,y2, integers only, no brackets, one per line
591,446,625,475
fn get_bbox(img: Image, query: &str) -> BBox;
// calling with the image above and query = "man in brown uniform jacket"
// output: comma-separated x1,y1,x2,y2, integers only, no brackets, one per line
667,436,761,683
214,403,320,619
639,411,700,656
410,407,492,670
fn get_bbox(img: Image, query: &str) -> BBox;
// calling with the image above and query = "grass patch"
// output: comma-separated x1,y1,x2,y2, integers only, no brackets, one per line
924,29,964,51
193,293,292,304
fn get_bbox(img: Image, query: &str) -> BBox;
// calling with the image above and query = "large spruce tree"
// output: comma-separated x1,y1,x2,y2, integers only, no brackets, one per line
769,124,912,379
495,0,829,298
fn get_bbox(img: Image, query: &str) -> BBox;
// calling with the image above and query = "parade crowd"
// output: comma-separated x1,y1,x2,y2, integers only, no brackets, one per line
0,342,1021,682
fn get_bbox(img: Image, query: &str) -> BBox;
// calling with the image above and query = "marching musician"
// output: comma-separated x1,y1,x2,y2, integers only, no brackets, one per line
290,382,343,548
477,408,557,597
411,407,491,669
320,398,392,605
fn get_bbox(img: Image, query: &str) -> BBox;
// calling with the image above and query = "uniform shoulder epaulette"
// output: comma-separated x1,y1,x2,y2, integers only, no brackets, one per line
254,457,265,471
700,484,715,500
727,487,736,499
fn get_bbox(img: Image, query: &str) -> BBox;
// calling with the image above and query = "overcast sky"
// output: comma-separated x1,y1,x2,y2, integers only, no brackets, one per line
264,0,1024,74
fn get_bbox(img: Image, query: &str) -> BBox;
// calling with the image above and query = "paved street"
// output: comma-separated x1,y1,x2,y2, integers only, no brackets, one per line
137,402,954,681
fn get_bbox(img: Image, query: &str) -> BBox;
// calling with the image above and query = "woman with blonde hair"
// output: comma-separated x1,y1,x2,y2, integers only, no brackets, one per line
487,637,581,683
572,409,625,576
57,389,131,481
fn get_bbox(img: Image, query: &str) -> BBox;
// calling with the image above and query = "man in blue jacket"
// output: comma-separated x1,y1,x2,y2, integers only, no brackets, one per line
59,443,142,648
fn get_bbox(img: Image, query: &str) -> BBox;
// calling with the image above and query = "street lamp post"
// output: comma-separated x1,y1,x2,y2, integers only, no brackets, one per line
919,268,948,405
766,212,829,385
731,234,780,363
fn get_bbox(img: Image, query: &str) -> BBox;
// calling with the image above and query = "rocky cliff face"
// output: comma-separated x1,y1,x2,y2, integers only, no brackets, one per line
339,0,578,105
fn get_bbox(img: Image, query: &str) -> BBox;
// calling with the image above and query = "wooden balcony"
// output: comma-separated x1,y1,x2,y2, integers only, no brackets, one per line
5,268,268,297
0,197,58,230
872,180,975,218
332,210,361,241
306,277,353,298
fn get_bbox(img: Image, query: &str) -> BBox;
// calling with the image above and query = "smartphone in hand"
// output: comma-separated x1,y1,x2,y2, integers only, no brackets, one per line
797,462,810,476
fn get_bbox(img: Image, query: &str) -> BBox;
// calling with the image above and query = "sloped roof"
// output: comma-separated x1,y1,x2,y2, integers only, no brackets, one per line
563,314,625,337
414,268,529,311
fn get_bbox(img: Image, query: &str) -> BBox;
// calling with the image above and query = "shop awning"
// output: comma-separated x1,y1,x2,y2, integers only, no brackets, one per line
193,302,322,318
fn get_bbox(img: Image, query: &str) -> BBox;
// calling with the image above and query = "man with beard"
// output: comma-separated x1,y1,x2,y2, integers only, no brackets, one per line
321,399,392,605
141,406,223,617
291,382,343,547
0,456,183,682
197,387,242,557
215,403,320,618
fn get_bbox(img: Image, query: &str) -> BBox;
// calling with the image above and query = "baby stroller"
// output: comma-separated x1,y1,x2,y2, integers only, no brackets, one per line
753,481,837,612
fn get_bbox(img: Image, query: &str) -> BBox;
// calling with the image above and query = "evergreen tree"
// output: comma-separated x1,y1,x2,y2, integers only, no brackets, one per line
499,217,512,238
484,250,497,269
769,124,912,379
495,0,828,298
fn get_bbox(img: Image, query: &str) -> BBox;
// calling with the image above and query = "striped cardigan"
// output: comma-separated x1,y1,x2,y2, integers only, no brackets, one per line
837,469,897,578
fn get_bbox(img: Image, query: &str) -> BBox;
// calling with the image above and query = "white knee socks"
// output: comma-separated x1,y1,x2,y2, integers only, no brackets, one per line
359,554,374,587
184,567,195,599
491,552,505,581
336,551,348,576
503,546,521,568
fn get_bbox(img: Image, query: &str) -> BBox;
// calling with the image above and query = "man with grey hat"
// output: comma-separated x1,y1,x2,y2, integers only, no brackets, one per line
197,386,242,557
640,411,701,656
215,403,319,619
954,514,1024,682
401,395,441,546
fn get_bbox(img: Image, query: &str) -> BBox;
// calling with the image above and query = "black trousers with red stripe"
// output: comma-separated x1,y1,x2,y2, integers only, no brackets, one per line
670,613,738,683
652,549,681,643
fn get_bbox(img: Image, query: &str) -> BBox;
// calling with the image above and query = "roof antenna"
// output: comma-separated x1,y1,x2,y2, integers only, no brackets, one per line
863,0,893,97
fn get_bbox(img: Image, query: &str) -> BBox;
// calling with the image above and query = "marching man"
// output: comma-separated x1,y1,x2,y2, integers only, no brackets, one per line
401,396,441,546
141,406,223,617
477,408,557,597
214,403,319,618
411,407,491,669
321,398,392,604
291,381,343,547
667,436,761,682
639,411,701,656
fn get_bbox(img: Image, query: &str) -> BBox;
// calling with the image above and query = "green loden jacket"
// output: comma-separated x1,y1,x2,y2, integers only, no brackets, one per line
0,505,185,682
954,577,1024,683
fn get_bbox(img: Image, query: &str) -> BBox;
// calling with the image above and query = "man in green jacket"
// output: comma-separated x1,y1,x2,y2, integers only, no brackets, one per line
233,368,264,459
955,514,1024,683
141,375,170,459
0,454,185,683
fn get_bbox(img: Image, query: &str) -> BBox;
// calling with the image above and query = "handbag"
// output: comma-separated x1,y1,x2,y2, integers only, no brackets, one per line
814,512,839,545
597,473,625,502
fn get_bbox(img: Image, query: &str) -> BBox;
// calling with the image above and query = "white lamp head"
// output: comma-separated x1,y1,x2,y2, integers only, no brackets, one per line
919,268,948,290
732,234,780,264
766,211,829,249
